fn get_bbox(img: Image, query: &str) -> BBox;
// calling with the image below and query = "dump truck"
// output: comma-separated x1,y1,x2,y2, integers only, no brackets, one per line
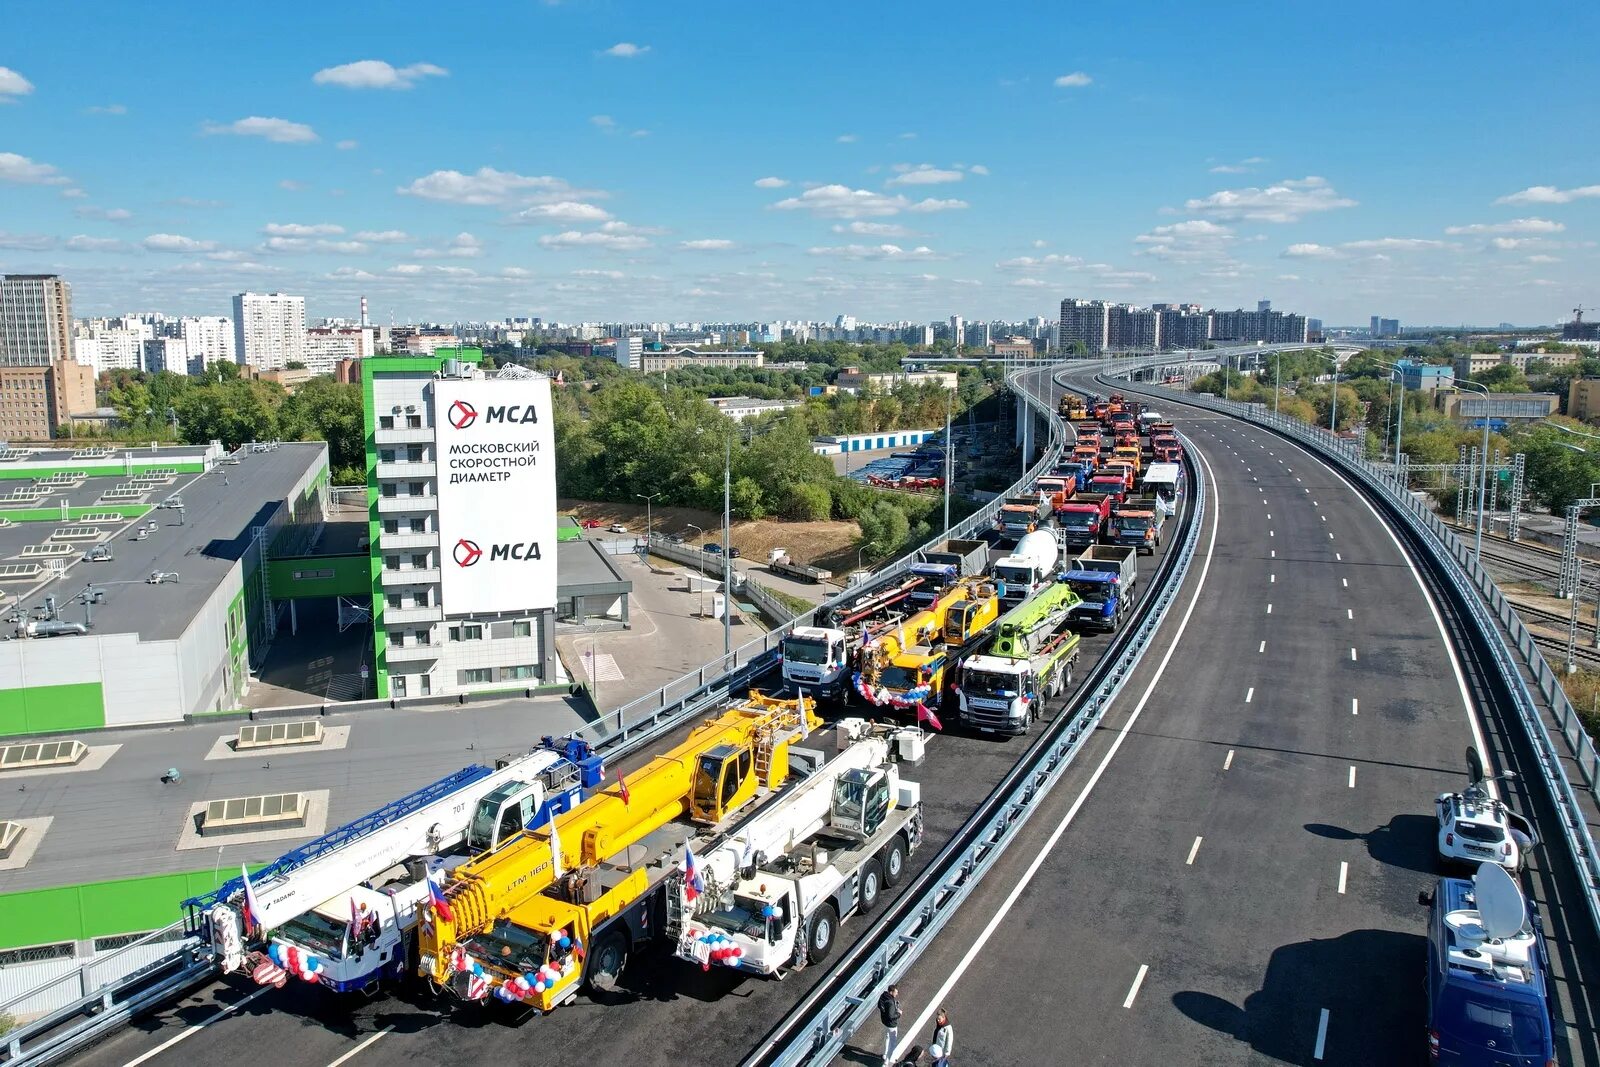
419,693,823,1010
1064,545,1138,632
955,581,1083,735
1107,501,1160,555
1034,474,1077,511
904,560,962,610
1071,443,1101,472
922,537,990,578
989,529,1060,612
1056,492,1112,548
671,719,923,976
768,549,833,584
996,493,1052,539
856,576,1001,714
1088,472,1128,504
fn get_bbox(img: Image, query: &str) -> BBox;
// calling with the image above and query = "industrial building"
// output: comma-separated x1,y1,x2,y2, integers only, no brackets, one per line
0,440,329,737
1436,392,1559,423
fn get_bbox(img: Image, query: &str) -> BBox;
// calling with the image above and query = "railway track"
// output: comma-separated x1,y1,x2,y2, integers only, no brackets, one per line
1509,596,1600,671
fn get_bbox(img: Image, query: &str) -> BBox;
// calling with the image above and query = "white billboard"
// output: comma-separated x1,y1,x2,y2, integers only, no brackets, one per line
433,376,557,616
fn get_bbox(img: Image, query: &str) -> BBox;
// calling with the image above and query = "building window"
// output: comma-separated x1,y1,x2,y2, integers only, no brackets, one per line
512,620,532,639
386,594,403,609
292,568,334,580
381,483,397,498
449,623,484,641
383,519,399,535
407,446,426,462
460,668,492,685
415,629,432,646
385,555,400,572
409,517,428,533
407,481,425,497
411,553,429,569
420,674,431,696
406,414,422,428
379,449,396,463
379,415,394,430
504,664,536,680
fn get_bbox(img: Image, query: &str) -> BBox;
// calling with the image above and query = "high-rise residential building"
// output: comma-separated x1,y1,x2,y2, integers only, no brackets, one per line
610,335,642,370
1380,317,1400,337
0,274,74,366
964,320,992,349
143,336,190,375
232,292,306,371
1155,305,1212,350
303,326,375,375
1257,300,1272,314
74,321,147,373
1210,307,1308,344
1058,299,1110,356
1107,305,1158,352
179,315,235,370
949,316,965,349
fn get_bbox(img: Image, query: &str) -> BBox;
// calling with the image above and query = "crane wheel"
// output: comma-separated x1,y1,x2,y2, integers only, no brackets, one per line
858,859,884,914
880,835,909,888
587,932,629,992
805,903,839,963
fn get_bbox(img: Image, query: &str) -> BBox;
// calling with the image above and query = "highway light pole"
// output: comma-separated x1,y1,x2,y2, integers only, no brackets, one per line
1273,352,1281,417
943,390,953,532
1454,380,1493,563
723,435,732,657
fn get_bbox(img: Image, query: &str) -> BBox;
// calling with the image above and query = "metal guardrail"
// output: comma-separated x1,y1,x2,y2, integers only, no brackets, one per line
743,370,1206,1066
1107,369,1600,944
0,367,1071,1065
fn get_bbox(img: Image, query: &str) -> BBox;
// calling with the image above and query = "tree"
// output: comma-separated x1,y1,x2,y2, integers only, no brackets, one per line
284,361,307,370
779,482,832,522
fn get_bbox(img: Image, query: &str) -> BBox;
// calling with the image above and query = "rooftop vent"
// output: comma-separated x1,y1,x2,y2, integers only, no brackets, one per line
0,739,88,771
236,720,324,750
0,821,23,859
201,792,308,836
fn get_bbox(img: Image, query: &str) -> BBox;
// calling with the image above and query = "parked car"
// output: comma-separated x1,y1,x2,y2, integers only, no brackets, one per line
608,523,628,533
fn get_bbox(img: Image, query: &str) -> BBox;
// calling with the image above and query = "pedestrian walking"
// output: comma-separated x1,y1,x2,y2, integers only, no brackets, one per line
877,984,902,1066
929,1008,954,1067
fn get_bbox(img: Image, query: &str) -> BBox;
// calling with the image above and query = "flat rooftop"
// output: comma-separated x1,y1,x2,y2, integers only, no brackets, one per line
557,536,629,592
0,443,216,469
0,443,326,642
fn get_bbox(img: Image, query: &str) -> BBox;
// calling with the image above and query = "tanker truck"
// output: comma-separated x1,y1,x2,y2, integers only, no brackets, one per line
988,529,1059,612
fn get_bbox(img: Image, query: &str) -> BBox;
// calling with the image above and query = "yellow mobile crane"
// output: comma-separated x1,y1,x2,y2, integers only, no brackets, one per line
855,576,1001,713
418,692,821,1009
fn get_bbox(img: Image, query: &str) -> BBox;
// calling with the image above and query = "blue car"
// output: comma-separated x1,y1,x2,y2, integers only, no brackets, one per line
1422,870,1554,1066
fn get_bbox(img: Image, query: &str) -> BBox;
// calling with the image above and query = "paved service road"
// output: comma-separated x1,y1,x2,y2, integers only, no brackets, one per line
869,372,1600,1066
68,367,1182,1067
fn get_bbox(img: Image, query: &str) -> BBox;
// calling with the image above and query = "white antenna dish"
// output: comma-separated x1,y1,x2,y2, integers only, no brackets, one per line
1473,862,1526,940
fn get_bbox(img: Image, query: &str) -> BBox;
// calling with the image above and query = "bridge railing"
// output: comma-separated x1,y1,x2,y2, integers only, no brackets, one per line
1114,371,1600,942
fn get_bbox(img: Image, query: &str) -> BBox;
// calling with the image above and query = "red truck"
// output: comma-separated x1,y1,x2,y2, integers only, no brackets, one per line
1151,435,1182,463
1057,491,1112,548
1072,443,1101,471
1088,472,1128,504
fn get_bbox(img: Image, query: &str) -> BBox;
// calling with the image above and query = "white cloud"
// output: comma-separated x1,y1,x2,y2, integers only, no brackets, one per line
0,67,33,99
278,179,307,191
681,239,735,250
501,267,534,278
1526,254,1560,264
806,243,944,261
995,253,1083,272
1209,165,1249,174
1134,220,1237,264
312,60,448,90
336,139,359,150
64,235,132,252
510,201,612,224
1444,217,1565,235
1496,184,1600,206
631,129,650,138
73,206,132,221
263,222,344,236
85,103,127,115
1032,239,1047,248
590,114,615,129
967,164,990,176
833,221,919,238
1054,72,1092,88
836,134,859,143
1282,243,1338,258
0,233,55,251
1011,278,1052,289
60,188,87,199
1490,237,1536,250
414,232,484,258
398,167,600,207
601,42,650,58
886,165,964,187
1184,175,1356,223
0,152,70,185
573,268,624,279
1341,237,1448,251
907,197,967,213
355,229,409,243
201,116,318,143
899,132,918,140
772,184,907,219
1277,273,1301,281
597,220,665,236
143,233,218,253
753,176,789,189
539,230,651,250
389,264,425,275
328,267,379,280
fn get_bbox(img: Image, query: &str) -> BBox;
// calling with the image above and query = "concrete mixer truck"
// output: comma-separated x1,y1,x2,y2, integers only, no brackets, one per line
988,529,1060,612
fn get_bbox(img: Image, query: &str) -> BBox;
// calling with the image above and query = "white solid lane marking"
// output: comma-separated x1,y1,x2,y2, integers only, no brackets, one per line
1349,766,1357,788
1223,749,1234,770
1245,687,1254,702
1352,698,1359,716
325,1028,396,1067
1186,837,1203,865
893,436,1226,1060
1123,964,1150,1008
1314,1008,1331,1060
1337,862,1349,894
121,987,274,1067
1259,640,1266,653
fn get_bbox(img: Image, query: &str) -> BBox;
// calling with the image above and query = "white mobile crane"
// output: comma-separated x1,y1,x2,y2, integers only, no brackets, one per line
670,719,922,975
184,737,602,994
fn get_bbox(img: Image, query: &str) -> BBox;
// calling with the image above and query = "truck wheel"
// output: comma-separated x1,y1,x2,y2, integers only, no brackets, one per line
586,932,629,992
805,903,839,963
858,858,884,914
880,835,909,888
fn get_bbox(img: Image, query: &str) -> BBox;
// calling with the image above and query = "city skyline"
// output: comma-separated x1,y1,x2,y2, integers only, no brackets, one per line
1,1,1595,325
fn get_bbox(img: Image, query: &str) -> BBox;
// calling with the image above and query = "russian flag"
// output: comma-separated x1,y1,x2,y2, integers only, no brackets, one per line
427,865,455,923
239,864,262,934
683,843,705,903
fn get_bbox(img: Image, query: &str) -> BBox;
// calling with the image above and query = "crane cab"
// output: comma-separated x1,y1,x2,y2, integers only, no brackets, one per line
691,744,757,824
830,767,895,841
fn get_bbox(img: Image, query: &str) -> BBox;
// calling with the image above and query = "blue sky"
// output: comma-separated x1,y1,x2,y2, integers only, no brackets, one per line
1,0,1596,327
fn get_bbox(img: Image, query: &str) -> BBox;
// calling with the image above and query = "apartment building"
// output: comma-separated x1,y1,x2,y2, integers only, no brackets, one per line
232,292,306,371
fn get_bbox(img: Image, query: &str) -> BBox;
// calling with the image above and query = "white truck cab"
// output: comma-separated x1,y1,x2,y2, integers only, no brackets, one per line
781,625,852,699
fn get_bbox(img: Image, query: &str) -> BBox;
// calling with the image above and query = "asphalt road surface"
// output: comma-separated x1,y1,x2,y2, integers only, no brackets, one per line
65,367,1185,1067
865,371,1600,1067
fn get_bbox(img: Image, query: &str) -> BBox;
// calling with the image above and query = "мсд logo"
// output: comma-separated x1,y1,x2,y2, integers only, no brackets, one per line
448,399,478,429
453,539,483,567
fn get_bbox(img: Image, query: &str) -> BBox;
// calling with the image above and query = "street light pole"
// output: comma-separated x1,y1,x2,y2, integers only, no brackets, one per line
723,436,731,657
1273,352,1280,417
943,391,953,532
1455,381,1492,562
858,542,874,572
635,492,661,548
